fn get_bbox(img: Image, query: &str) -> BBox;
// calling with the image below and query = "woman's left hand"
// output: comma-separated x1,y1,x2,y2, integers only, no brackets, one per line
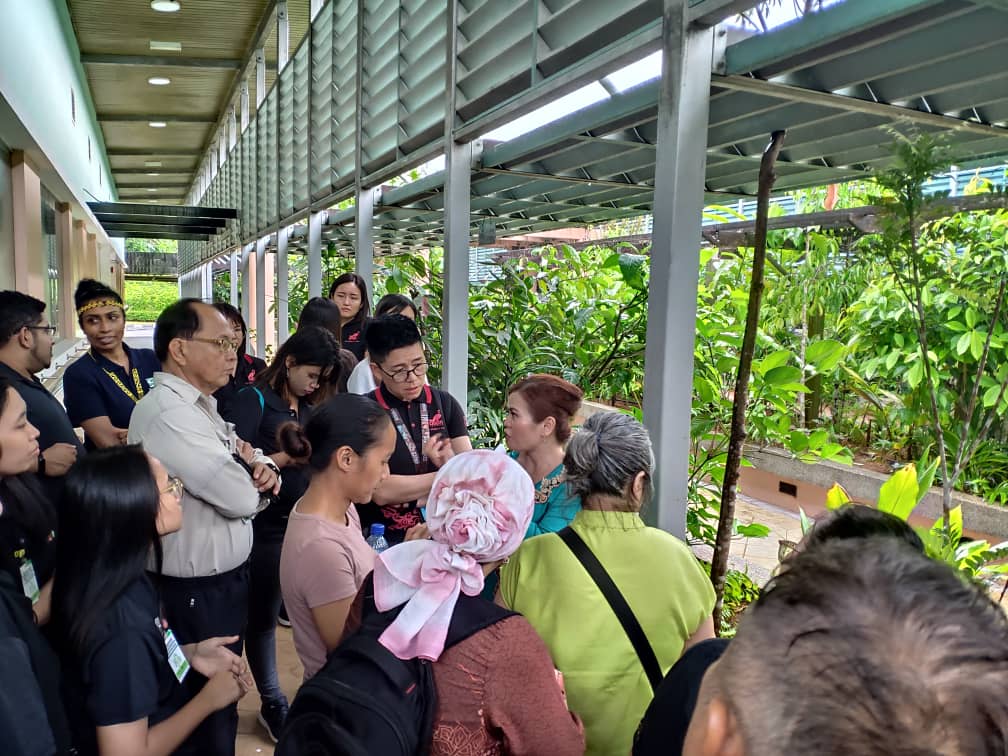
404,523,431,541
189,636,247,680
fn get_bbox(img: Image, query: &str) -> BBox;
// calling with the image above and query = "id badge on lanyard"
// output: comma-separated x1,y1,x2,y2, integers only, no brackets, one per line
158,617,190,683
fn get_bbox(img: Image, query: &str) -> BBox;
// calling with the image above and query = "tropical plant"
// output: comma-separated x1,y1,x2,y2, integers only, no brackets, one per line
862,132,1008,526
816,462,1008,587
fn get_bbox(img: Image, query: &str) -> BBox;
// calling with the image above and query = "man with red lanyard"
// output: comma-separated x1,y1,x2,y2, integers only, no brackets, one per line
364,315,471,543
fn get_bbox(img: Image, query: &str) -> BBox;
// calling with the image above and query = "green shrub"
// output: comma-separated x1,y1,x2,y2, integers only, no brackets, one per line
124,280,178,322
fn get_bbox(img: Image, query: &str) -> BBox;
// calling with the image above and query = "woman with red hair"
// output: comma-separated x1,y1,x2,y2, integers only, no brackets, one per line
504,374,584,537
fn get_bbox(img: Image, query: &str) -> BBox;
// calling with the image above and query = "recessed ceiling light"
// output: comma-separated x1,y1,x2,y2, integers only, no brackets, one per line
147,188,158,192
148,77,171,86
147,172,160,176
149,121,167,128
149,41,182,52
144,161,162,167
150,1,181,12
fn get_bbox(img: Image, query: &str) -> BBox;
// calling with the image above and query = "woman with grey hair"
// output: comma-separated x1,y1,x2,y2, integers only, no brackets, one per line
498,411,716,756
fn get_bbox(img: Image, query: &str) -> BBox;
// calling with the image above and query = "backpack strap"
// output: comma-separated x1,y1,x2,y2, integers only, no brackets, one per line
355,572,517,653
556,526,663,691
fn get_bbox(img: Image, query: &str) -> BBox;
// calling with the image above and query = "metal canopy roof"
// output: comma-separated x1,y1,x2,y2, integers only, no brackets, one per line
180,0,1008,269
67,1,311,206
88,202,237,243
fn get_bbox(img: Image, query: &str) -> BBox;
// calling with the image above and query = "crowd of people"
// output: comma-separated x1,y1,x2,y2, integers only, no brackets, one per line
0,277,1006,756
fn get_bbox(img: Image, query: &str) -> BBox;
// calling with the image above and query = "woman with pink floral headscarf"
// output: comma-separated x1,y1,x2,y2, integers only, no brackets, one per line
343,450,585,756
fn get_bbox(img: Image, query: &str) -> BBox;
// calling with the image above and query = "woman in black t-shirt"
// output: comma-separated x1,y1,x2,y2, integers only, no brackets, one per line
51,446,251,756
0,376,58,624
212,302,267,422
328,272,371,362
230,325,338,739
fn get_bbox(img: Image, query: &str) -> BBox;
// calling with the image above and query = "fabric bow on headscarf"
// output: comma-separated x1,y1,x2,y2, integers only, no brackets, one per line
373,450,534,661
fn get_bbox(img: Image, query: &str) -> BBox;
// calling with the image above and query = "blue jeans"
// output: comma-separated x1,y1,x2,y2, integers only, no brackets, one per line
245,532,287,708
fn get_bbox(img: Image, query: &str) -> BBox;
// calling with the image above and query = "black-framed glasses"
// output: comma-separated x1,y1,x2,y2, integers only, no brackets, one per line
377,361,429,384
27,325,57,336
184,337,240,354
162,477,184,499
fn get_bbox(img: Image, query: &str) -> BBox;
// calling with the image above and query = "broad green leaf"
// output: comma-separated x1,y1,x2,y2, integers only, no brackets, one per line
764,365,804,386
906,360,923,389
758,350,792,374
807,429,828,450
735,522,771,538
804,339,845,373
877,464,918,521
956,331,971,356
948,505,963,546
970,330,985,360
885,351,900,370
965,307,978,328
789,430,809,452
916,456,940,504
826,482,851,510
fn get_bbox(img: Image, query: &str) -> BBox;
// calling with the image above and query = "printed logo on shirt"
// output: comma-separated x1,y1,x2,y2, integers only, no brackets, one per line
247,369,257,382
346,331,360,342
429,410,445,431
146,377,156,389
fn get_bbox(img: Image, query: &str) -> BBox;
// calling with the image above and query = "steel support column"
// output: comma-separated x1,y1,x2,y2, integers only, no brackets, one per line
277,1,289,70
230,250,240,307
255,48,266,108
356,188,375,300
277,226,290,342
641,2,716,537
255,236,267,355
240,243,254,327
240,84,250,132
228,107,238,150
442,140,472,405
201,262,213,301
308,211,324,299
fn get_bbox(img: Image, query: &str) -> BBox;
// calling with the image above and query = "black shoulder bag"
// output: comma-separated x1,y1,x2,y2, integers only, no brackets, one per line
557,526,664,691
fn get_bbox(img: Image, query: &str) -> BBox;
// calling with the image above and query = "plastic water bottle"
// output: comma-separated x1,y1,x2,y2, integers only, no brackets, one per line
366,524,390,554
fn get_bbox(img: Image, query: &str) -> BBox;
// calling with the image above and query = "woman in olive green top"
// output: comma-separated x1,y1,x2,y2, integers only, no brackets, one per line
499,411,716,756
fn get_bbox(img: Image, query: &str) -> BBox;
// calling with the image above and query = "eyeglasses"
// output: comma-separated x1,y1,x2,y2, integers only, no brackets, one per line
184,337,240,353
27,325,57,336
377,361,428,384
162,476,184,499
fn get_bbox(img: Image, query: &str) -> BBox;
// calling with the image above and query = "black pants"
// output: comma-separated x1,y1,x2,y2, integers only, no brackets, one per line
154,562,250,756
245,531,286,708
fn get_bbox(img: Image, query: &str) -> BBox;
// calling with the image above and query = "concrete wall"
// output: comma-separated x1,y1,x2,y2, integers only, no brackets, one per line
0,1,114,205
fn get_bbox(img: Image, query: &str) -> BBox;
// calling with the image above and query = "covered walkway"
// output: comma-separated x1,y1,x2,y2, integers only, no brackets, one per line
3,0,1008,538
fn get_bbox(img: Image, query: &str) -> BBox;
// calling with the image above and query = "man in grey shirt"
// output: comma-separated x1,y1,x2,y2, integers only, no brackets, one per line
129,298,279,756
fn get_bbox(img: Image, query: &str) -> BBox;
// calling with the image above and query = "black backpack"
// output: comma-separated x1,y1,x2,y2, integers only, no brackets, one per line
276,572,515,756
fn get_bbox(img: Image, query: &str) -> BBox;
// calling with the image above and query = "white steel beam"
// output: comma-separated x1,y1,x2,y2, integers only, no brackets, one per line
277,226,290,341
642,1,716,538
356,187,375,301
308,210,324,299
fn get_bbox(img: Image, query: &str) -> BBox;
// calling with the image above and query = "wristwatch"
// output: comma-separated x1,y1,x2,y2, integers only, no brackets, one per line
37,452,46,476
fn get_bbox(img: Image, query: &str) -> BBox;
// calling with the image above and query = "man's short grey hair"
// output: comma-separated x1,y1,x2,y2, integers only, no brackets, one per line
564,411,654,501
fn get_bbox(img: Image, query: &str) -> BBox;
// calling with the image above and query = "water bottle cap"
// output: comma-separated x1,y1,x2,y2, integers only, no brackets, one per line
369,524,385,536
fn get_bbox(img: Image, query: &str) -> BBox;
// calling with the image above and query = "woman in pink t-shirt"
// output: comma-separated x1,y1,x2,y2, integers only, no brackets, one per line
278,394,397,680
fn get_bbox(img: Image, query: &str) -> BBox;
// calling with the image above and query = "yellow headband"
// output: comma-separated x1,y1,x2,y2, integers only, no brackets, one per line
77,299,124,317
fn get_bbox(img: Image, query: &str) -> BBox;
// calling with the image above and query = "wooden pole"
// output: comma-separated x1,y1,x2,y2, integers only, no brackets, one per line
710,130,786,632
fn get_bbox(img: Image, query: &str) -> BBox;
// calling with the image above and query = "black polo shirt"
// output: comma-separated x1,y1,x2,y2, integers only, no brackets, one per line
341,319,366,362
231,384,311,539
63,344,160,450
0,361,83,457
363,384,468,539
60,575,188,756
214,352,268,423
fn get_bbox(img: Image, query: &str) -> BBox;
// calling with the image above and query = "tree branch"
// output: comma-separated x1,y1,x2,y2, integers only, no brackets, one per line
710,130,786,634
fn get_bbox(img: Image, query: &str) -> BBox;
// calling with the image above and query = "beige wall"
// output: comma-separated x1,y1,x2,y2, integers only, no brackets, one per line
0,145,14,289
11,150,45,299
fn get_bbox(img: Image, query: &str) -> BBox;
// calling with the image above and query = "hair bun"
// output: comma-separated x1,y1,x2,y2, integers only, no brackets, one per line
564,428,600,481
74,278,121,310
277,422,312,461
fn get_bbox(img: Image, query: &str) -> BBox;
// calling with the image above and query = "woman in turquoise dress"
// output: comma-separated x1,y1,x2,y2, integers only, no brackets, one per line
504,374,585,536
